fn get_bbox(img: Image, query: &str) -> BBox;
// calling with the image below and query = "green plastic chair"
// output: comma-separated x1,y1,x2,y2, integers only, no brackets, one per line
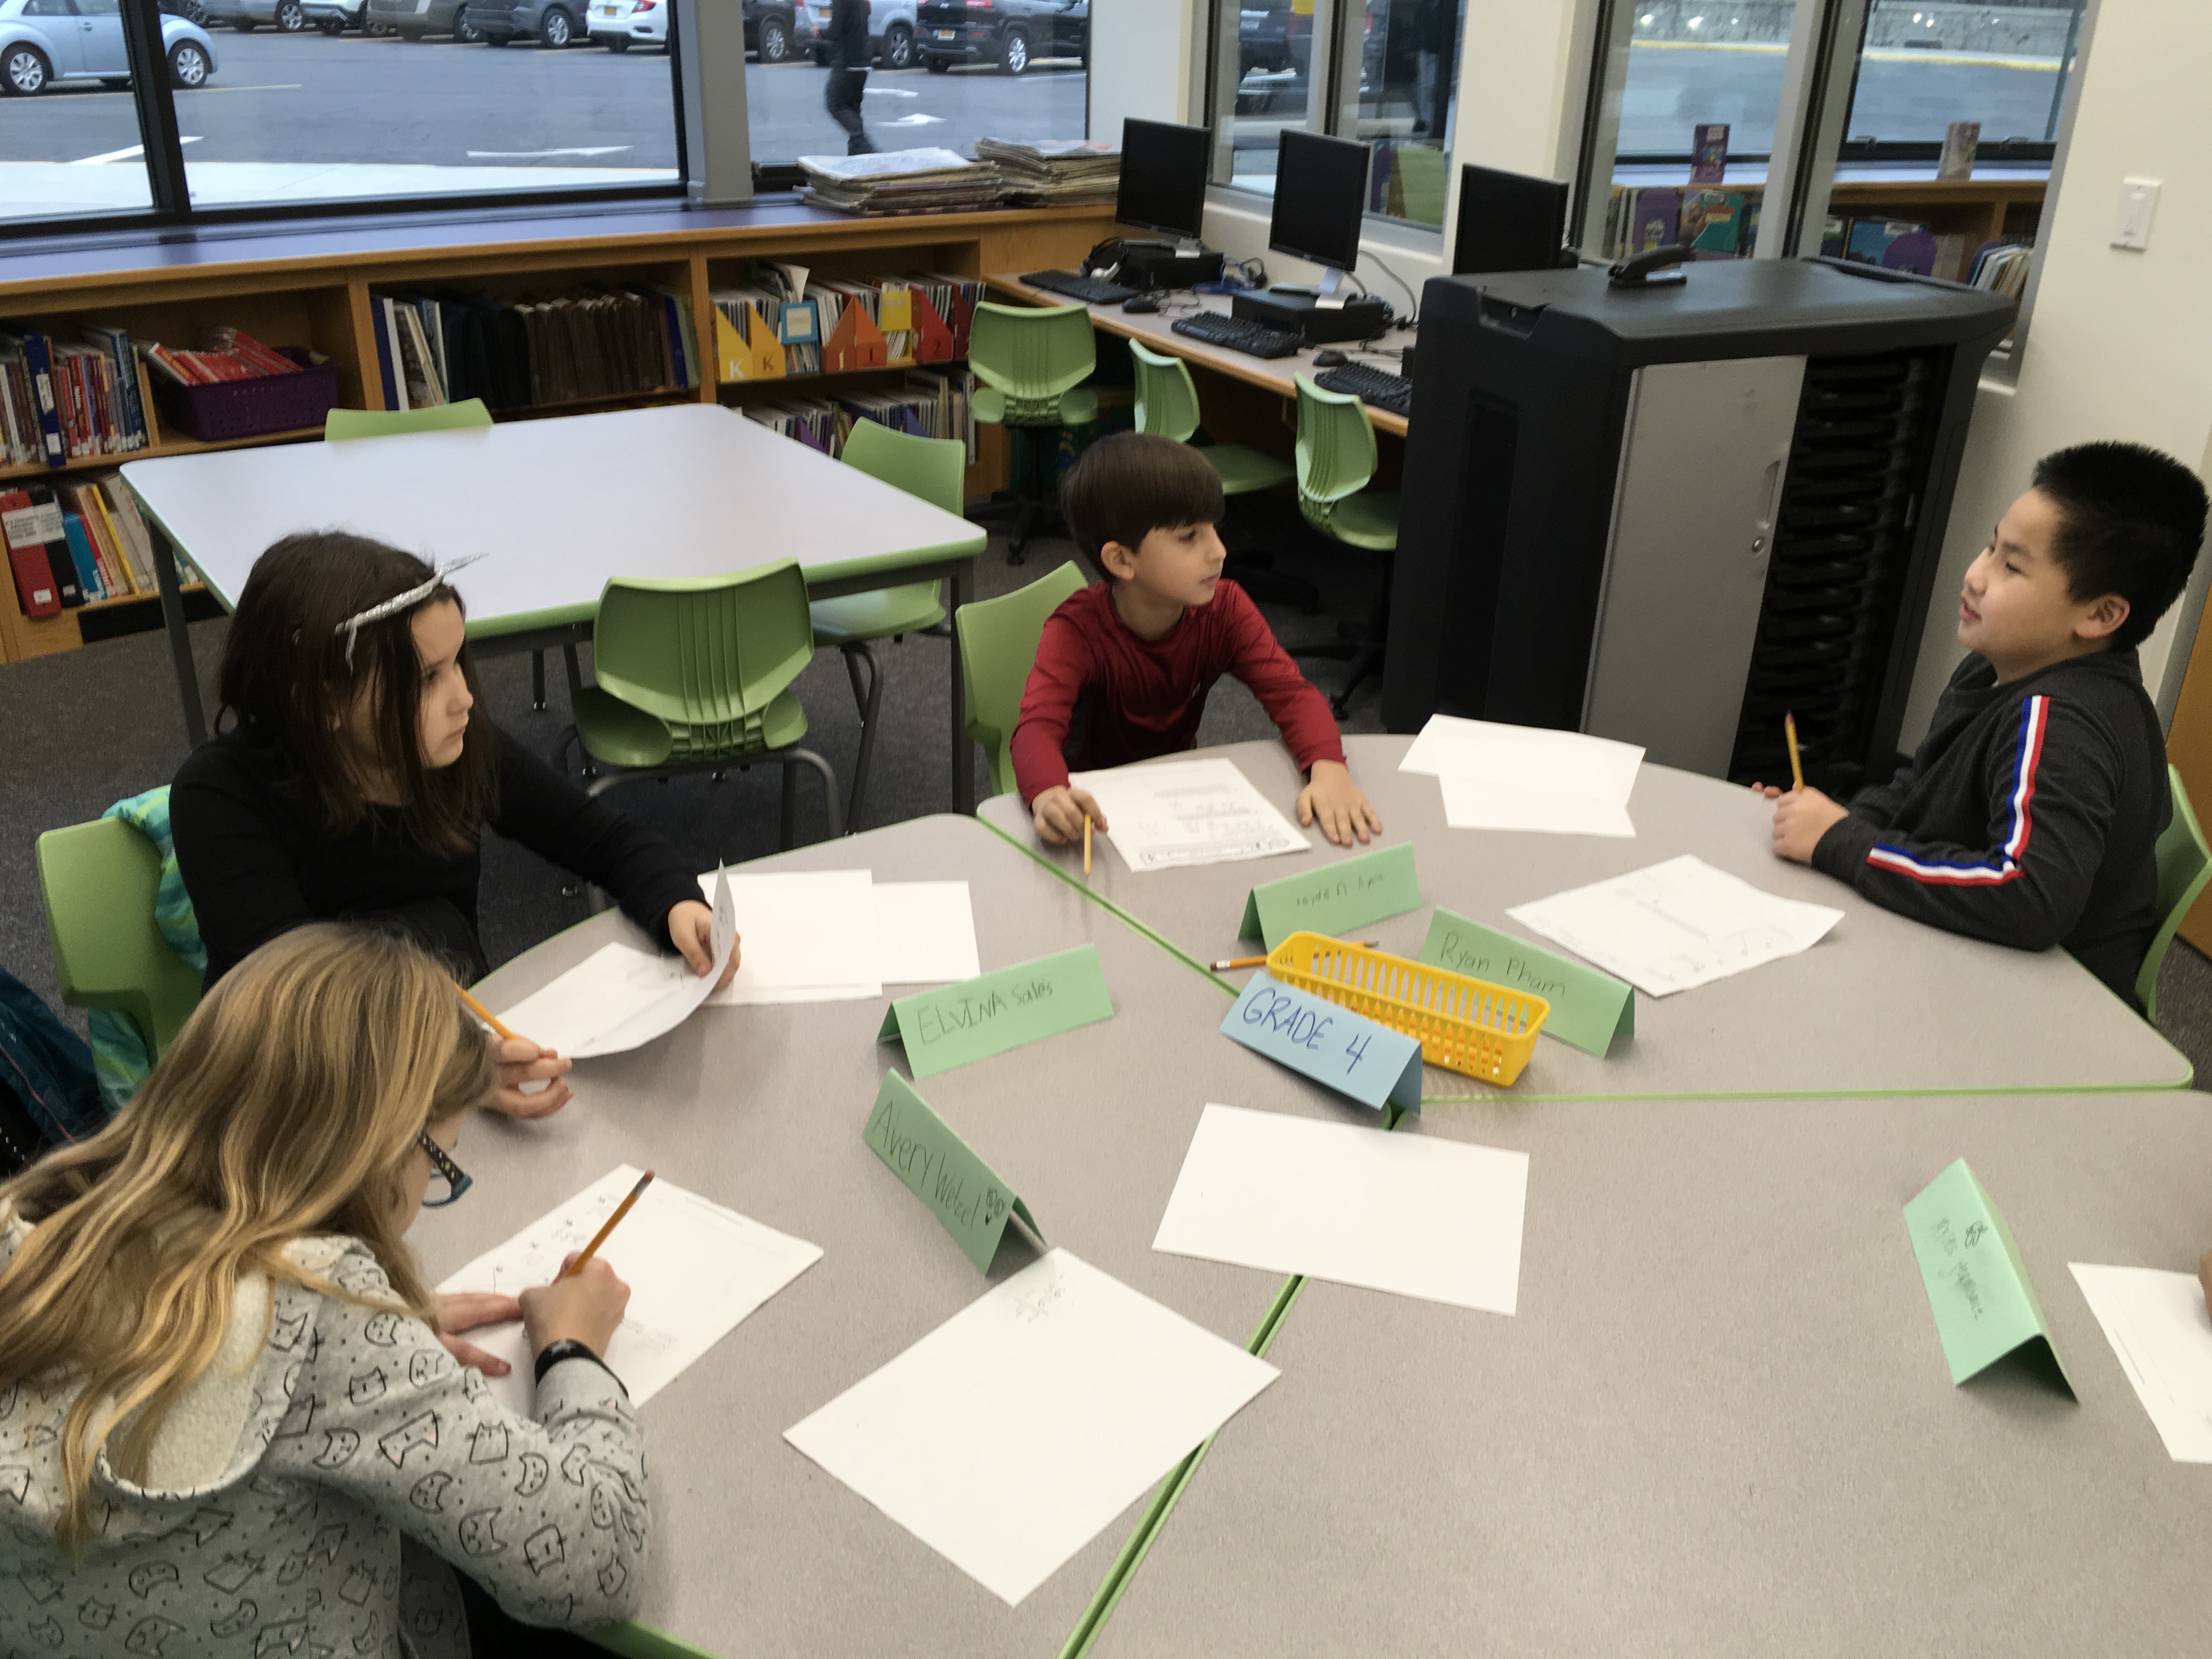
1290,374,1401,714
2137,764,2212,1021
37,817,203,1064
955,560,1088,800
1128,341,1295,495
811,421,963,828
968,301,1098,561
558,560,843,847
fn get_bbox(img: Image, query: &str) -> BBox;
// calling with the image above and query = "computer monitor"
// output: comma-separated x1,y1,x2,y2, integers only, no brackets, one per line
1451,164,1571,275
1269,131,1370,287
1117,119,1211,244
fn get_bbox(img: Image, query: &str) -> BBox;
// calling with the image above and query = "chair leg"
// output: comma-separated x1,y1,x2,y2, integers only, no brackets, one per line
564,644,586,700
778,747,845,846
551,724,580,774
839,641,884,832
532,649,547,711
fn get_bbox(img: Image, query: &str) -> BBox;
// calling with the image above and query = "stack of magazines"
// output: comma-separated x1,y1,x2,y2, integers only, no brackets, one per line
974,138,1120,208
798,149,1005,216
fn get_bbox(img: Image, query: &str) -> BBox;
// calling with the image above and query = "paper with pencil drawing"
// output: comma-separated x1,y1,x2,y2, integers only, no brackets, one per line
2069,1263,2212,1462
437,1164,821,1419
1505,854,1842,997
1071,758,1309,871
492,866,736,1057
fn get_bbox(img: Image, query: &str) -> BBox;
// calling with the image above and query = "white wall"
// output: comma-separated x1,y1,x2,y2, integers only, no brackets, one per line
1899,0,2212,743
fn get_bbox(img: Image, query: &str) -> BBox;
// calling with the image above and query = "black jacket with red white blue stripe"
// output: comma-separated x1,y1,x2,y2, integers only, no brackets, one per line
1810,645,2169,1006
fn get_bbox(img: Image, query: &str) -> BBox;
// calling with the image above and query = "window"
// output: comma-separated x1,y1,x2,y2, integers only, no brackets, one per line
744,0,1088,167
0,0,155,224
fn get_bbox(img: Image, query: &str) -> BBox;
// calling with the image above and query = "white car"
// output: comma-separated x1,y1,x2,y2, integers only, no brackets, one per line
585,0,637,47
301,0,370,31
808,0,916,69
0,0,217,94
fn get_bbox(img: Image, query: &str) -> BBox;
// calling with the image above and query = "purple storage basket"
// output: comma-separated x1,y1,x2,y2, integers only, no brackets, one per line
156,347,340,443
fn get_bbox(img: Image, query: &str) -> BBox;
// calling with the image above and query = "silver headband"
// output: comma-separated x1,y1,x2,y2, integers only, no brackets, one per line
337,554,486,667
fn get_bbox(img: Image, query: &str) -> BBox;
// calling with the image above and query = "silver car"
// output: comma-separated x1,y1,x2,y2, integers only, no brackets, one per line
0,0,217,94
195,0,311,29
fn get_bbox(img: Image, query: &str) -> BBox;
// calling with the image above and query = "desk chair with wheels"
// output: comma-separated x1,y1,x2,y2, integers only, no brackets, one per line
968,302,1097,562
324,399,575,716
1288,375,1400,716
1127,340,1314,612
810,420,961,827
556,562,843,849
955,560,1088,797
37,816,202,1068
2137,764,2212,1023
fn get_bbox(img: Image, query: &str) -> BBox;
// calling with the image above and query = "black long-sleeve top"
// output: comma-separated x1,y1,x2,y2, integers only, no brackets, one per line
1809,645,2170,1005
827,0,870,66
173,725,702,989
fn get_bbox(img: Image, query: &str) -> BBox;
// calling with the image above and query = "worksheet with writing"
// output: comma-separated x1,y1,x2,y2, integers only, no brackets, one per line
1071,758,1310,872
438,1165,821,1419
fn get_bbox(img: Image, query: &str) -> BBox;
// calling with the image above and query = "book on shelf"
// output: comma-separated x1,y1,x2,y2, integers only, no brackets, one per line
707,267,981,385
368,283,700,414
741,365,977,465
2,484,82,610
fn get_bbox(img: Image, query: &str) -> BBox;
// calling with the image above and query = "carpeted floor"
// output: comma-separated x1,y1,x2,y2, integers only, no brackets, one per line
8,496,2212,1090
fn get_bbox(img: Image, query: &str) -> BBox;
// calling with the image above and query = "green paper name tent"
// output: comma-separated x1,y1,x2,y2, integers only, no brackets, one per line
1419,909,1633,1058
878,944,1115,1076
1238,843,1420,952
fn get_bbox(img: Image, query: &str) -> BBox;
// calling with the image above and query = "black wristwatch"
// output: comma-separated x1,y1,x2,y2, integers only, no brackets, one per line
534,1339,625,1394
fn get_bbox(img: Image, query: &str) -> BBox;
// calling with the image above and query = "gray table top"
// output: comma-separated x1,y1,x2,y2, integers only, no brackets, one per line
119,402,984,638
1095,1085,2212,1659
978,735,2191,1099
408,814,1358,1658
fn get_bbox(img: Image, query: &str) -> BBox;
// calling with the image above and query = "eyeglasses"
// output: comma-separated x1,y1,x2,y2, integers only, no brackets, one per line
417,1129,473,1208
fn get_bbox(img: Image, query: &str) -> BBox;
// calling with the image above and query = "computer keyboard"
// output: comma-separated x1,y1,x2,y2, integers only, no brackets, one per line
1020,269,1140,305
1312,362,1414,417
1170,313,1303,359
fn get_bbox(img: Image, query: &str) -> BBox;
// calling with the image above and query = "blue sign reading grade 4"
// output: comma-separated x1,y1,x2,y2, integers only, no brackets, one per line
1220,971,1423,1114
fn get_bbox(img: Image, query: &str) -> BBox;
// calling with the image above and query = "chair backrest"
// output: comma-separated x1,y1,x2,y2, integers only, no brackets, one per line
324,398,493,441
2137,763,2212,1019
592,562,816,756
1294,374,1380,533
1129,340,1201,443
37,817,202,1062
967,302,1096,405
956,561,1089,798
841,419,966,517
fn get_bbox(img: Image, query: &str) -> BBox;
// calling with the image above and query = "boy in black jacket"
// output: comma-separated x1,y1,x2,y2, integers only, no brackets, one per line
1762,442,2209,1006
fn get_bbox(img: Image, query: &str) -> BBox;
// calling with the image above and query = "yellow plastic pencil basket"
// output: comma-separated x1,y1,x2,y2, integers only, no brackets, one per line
1264,931,1550,1087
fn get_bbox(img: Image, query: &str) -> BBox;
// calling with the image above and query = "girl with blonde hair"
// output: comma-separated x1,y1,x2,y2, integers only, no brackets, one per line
0,924,645,1658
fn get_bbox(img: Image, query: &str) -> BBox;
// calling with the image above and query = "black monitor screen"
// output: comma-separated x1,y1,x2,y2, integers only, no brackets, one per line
1117,120,1211,242
1451,165,1570,275
1268,131,1370,274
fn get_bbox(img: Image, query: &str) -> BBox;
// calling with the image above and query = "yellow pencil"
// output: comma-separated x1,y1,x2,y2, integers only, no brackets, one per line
1083,814,1092,877
1784,712,1805,793
1209,942,1377,972
560,1170,654,1280
455,980,519,1045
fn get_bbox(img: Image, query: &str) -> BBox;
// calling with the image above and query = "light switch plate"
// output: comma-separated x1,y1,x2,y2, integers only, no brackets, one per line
2112,177,2160,251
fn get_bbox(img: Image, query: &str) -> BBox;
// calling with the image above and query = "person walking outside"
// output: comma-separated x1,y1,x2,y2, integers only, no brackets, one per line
825,0,876,155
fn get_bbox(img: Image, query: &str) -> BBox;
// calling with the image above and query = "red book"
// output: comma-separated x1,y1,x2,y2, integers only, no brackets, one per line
1,488,63,618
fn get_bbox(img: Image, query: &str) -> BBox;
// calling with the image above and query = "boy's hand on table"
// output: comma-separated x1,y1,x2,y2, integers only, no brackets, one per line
1299,761,1383,848
669,897,741,991
488,1032,573,1119
1769,787,1849,864
1033,785,1107,847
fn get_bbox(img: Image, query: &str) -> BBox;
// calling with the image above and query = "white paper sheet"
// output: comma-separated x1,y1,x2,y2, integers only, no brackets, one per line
1505,853,1843,997
1153,1103,1528,1314
493,867,736,1057
875,881,981,984
1070,758,1310,872
2069,1263,2212,1462
1402,715,1644,838
438,1165,821,1420
783,1249,1278,1606
701,869,883,1005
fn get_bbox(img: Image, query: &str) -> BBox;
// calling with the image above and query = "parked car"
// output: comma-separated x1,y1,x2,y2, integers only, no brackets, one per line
369,0,478,37
1238,0,1308,76
1,0,216,93
463,0,584,45
585,0,634,46
743,0,797,61
301,0,366,31
917,0,1082,74
806,0,915,70
196,0,309,29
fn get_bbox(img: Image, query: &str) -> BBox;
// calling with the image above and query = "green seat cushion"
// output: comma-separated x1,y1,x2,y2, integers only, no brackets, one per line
1318,489,1401,551
1199,442,1295,495
811,582,947,645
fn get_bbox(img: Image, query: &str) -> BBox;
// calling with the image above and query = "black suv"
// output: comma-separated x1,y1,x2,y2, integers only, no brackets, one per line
462,0,585,44
917,0,1084,75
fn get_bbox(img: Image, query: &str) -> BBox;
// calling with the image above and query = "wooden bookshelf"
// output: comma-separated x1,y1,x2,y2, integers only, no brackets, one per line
0,201,1116,662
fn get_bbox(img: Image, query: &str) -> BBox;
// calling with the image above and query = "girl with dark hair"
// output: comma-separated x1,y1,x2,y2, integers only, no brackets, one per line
172,532,738,1119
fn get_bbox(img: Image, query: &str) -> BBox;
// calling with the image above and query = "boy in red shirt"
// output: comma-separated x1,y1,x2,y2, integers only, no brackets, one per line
1013,432,1383,848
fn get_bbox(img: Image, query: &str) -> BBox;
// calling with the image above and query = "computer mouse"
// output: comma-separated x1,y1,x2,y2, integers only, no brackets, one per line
1122,294,1162,314
1312,349,1348,368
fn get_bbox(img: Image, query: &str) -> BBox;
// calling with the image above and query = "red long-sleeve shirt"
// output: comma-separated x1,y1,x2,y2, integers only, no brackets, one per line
1010,579,1347,805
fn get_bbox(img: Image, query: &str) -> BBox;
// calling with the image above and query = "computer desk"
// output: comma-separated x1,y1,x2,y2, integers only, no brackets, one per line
977,736,2194,1101
987,274,1414,441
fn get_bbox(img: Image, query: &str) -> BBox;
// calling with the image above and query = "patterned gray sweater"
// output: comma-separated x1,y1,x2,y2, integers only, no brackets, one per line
0,1218,649,1658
